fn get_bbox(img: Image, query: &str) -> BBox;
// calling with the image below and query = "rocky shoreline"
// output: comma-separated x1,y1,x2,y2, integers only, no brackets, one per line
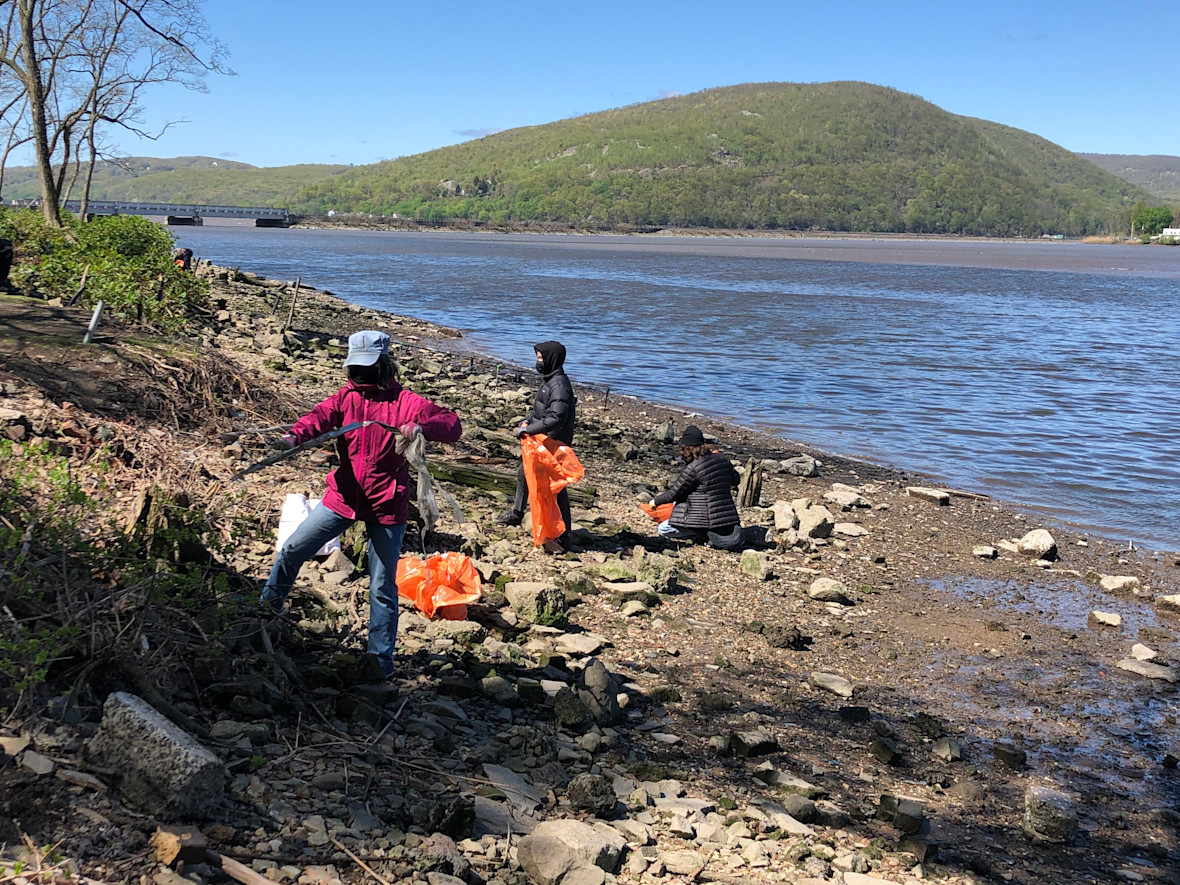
1,264,1177,885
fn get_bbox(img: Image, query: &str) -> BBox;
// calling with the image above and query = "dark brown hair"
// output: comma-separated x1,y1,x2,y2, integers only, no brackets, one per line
679,444,706,464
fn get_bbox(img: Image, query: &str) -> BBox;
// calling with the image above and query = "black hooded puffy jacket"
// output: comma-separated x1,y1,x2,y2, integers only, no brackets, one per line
652,452,740,530
523,340,576,444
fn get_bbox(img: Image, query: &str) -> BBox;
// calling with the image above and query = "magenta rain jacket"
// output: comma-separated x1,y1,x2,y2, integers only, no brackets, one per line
287,380,462,525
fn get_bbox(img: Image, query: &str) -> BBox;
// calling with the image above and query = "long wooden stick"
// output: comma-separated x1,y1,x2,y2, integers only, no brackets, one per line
329,837,394,885
205,850,275,885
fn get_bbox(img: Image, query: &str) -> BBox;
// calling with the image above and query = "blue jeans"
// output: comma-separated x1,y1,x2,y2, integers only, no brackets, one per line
657,519,696,540
261,504,406,678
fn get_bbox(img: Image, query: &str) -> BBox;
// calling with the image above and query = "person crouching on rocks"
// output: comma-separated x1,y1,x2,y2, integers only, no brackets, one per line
649,425,743,549
495,340,577,552
261,330,461,691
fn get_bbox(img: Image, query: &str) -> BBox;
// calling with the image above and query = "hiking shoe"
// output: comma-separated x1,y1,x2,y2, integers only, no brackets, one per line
362,653,393,681
495,508,524,527
541,539,565,555
355,679,400,704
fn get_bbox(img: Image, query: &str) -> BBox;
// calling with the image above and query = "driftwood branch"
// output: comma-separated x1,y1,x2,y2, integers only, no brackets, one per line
426,460,596,506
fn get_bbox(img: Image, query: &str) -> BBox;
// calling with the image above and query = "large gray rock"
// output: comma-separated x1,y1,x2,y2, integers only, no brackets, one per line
87,692,227,818
504,581,569,626
636,553,679,594
781,455,819,477
739,549,772,580
517,820,627,884
661,850,709,875
576,659,623,726
1116,658,1178,682
810,671,854,698
1016,529,1057,560
793,499,834,539
1099,574,1140,593
823,487,870,511
730,728,779,757
567,773,617,816
808,578,852,605
1023,786,1077,843
771,500,799,531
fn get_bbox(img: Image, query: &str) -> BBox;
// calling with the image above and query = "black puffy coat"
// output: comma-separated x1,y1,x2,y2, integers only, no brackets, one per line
523,341,576,444
653,452,740,530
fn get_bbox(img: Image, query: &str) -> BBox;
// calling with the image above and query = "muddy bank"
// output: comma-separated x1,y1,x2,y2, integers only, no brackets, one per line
0,265,1177,885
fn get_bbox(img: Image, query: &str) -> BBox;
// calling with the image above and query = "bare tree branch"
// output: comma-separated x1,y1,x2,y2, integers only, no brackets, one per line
0,0,231,226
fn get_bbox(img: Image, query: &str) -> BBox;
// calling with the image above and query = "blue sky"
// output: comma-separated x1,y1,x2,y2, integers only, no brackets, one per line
100,0,1180,167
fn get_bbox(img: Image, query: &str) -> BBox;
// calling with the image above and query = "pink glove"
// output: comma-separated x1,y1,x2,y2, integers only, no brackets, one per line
399,423,422,438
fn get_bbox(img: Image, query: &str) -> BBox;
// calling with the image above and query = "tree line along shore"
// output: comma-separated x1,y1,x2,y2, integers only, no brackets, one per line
1,253,1179,885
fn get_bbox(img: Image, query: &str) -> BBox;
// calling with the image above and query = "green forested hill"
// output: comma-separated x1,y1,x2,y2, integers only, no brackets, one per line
1079,153,1180,201
1,83,1157,235
289,81,1151,236
1,156,349,206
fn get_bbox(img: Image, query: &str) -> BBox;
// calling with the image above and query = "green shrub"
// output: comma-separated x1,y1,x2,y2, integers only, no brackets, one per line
0,208,208,328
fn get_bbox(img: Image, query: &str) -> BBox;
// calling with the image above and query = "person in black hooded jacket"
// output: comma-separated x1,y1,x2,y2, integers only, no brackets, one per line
649,425,743,549
496,341,578,548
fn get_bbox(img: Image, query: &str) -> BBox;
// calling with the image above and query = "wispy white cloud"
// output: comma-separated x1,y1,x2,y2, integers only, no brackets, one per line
658,89,682,99
219,151,240,158
455,127,503,138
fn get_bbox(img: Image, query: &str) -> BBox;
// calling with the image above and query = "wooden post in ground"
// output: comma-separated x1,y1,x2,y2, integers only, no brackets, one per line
737,457,763,508
67,264,90,307
282,277,300,331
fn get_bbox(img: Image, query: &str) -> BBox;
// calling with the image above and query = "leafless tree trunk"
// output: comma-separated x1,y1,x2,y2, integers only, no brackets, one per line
0,0,230,227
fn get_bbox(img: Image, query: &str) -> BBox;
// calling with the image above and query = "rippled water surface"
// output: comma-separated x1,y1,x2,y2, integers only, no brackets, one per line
175,228,1180,549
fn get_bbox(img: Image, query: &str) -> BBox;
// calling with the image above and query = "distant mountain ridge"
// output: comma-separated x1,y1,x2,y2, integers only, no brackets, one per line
1080,154,1180,202
0,155,348,206
0,82,1165,235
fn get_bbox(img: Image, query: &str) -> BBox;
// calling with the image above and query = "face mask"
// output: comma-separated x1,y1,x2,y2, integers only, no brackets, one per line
535,359,546,374
349,364,380,385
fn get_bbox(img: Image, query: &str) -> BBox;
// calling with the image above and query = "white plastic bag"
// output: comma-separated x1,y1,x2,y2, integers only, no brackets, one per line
275,493,341,557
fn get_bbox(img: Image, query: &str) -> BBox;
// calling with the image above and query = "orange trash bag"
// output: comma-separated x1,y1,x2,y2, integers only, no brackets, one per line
520,433,585,545
640,501,674,523
396,552,482,620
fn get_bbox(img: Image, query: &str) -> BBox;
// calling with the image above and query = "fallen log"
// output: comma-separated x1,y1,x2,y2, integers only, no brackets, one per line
427,460,596,505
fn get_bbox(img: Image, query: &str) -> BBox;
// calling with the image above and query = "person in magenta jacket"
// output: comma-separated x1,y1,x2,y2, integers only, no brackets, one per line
261,330,461,688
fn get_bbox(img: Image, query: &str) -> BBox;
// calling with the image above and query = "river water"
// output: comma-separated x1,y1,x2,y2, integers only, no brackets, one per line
174,227,1180,550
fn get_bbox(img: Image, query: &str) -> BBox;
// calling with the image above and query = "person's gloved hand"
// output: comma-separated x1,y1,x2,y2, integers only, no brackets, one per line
514,424,528,439
269,434,296,451
398,423,422,439
649,499,657,508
